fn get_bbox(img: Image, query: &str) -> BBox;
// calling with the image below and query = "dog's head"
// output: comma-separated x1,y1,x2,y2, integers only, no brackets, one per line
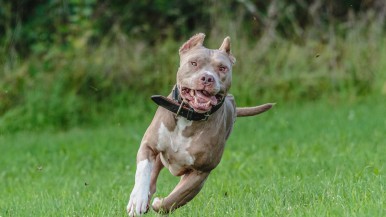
176,33,236,113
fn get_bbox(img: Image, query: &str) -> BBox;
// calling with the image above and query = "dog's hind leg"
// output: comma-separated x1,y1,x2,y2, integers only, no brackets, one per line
151,170,209,213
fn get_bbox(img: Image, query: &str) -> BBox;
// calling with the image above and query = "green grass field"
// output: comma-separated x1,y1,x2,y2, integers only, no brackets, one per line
1,96,385,217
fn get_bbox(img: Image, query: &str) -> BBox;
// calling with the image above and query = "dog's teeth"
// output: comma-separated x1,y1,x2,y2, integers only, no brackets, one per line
206,101,211,106
190,89,195,96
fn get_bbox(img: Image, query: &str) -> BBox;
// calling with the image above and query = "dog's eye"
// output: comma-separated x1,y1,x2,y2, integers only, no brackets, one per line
190,61,197,66
218,66,227,72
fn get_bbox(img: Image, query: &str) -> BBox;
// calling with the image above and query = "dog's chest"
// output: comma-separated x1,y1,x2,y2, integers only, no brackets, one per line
157,118,197,176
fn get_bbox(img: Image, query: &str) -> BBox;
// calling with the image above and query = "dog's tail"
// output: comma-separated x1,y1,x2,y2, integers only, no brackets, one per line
236,103,275,117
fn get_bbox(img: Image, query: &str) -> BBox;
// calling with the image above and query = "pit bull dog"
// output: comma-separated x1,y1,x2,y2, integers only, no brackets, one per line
127,33,273,216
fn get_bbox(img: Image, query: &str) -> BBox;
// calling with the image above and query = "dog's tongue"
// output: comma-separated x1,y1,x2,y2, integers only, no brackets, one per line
195,90,218,105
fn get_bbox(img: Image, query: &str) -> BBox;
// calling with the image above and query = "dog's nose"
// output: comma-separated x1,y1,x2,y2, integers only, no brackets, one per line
200,74,215,86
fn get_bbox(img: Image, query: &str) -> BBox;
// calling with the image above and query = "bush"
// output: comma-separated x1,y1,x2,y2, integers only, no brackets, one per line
0,1,385,132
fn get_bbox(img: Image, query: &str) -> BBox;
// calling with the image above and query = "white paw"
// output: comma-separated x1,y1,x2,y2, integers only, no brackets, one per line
127,159,153,216
151,197,163,211
127,187,149,216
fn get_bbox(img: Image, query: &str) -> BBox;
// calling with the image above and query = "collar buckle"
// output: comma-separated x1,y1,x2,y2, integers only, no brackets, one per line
203,112,211,121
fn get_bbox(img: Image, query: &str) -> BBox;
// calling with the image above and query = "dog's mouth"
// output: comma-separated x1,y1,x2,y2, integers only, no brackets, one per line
180,87,224,113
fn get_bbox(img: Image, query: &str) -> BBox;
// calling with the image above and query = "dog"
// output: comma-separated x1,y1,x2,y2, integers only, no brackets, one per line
127,33,273,216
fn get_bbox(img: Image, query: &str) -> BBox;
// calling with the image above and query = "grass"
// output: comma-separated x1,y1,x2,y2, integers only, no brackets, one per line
0,95,385,216
1,3,385,216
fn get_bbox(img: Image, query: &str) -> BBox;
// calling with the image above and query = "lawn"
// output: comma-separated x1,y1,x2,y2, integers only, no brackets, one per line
0,96,385,216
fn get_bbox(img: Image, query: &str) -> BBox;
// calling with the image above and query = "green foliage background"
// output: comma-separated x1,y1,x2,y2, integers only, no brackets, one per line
1,0,386,132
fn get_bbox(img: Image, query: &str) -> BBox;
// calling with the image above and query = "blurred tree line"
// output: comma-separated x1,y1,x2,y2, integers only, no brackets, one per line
1,0,385,57
0,0,385,131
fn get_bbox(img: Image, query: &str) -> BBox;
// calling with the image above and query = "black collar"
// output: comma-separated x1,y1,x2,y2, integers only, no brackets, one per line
151,85,225,121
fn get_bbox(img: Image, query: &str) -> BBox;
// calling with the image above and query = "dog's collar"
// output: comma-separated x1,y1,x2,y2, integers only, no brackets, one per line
151,85,225,121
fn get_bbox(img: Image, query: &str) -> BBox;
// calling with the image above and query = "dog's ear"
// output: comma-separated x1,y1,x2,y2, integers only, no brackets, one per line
219,36,236,65
179,33,206,55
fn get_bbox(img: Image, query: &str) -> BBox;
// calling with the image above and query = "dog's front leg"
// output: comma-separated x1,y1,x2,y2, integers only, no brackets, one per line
149,154,164,199
127,143,157,216
152,170,210,213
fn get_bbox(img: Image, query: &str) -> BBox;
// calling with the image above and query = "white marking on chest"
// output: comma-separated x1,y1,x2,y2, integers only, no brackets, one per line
157,118,195,175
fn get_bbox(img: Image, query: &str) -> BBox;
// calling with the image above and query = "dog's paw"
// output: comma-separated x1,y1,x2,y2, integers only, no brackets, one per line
151,197,163,212
127,188,150,216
